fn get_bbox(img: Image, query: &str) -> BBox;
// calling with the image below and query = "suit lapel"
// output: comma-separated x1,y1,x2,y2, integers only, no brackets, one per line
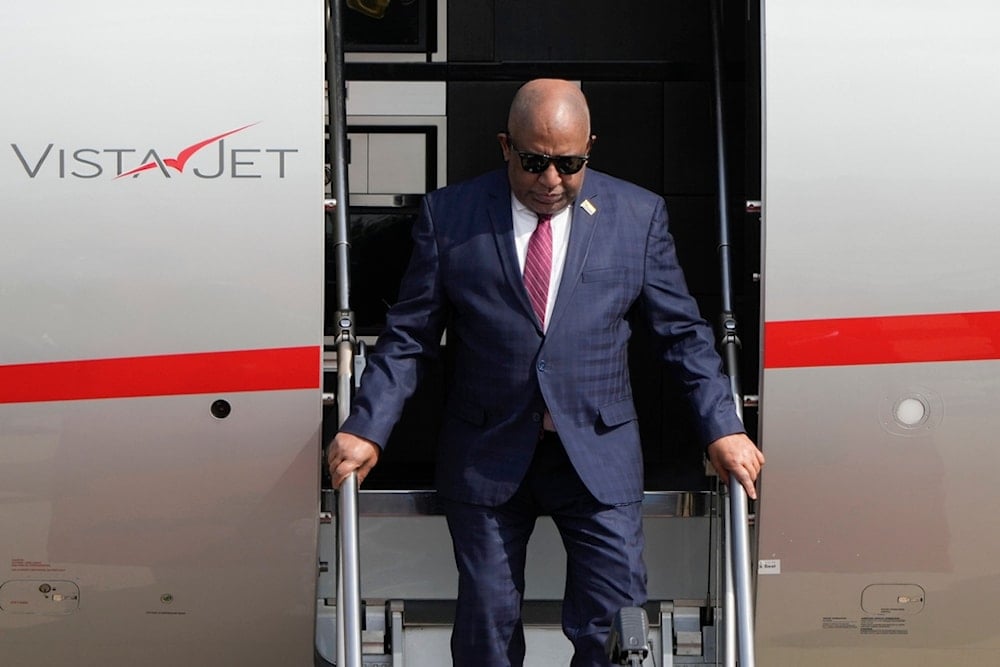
486,181,537,324
548,182,600,332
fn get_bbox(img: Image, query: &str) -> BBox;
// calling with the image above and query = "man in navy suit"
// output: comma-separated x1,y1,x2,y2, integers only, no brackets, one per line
329,78,764,666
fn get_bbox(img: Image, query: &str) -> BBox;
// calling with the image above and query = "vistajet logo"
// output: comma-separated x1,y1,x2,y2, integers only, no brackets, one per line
10,123,299,180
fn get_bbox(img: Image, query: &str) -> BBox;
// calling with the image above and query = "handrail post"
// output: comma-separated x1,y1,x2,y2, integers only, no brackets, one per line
728,479,755,667
722,486,737,667
326,0,363,665
709,0,757,664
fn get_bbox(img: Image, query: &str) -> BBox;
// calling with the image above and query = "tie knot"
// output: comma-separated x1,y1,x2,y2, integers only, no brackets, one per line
537,214,551,225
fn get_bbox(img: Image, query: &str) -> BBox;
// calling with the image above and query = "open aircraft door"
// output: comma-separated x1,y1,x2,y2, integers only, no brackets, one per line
757,1,1000,664
0,2,325,665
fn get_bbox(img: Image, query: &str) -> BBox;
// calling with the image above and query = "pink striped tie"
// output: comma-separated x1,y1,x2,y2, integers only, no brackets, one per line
524,214,552,327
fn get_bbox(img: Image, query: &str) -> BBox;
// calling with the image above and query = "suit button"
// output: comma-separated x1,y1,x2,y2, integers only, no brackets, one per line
531,412,541,423
537,360,546,371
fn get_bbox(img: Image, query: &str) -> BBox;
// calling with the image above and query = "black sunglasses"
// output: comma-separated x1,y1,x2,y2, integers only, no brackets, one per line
507,138,590,175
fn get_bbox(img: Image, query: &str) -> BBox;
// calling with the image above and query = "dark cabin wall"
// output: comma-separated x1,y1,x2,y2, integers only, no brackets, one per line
339,0,760,490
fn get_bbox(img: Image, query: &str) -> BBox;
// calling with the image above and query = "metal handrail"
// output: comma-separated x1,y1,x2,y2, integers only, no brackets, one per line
709,0,757,664
325,0,362,665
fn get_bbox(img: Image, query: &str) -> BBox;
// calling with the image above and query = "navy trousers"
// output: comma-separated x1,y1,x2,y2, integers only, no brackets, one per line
442,431,647,667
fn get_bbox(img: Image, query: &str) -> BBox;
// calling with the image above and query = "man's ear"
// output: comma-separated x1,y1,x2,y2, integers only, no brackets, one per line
497,132,511,162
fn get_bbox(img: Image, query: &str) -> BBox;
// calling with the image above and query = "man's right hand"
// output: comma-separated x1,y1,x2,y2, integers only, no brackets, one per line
327,432,381,488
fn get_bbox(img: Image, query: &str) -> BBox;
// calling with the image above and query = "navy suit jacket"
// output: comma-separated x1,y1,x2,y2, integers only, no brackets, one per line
342,168,744,506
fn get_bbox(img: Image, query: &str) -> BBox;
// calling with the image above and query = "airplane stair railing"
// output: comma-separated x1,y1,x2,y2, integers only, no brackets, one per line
709,0,757,665
325,0,363,665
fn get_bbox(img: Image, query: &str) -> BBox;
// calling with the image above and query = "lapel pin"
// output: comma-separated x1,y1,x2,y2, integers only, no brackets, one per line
580,199,597,216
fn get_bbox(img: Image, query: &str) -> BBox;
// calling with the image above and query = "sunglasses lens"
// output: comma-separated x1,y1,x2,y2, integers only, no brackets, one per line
555,157,587,174
519,153,548,173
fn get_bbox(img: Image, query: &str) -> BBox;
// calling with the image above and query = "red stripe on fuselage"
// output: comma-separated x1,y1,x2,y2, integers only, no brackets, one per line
764,311,1000,369
0,346,319,404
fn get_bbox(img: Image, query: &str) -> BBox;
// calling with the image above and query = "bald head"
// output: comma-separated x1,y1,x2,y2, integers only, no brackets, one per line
507,79,591,140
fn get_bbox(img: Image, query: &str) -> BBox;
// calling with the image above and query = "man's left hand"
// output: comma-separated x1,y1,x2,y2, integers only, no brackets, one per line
706,434,764,499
